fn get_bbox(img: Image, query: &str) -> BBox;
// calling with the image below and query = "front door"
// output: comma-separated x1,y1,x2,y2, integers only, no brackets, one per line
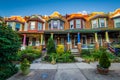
82,35,87,44
74,36,77,48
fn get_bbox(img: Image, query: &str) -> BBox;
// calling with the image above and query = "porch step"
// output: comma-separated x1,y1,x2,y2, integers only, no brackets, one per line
71,49,80,57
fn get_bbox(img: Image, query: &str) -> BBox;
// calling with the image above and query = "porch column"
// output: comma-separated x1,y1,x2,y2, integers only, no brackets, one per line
51,33,53,39
95,33,99,50
77,32,81,53
67,33,70,50
105,31,109,48
40,34,43,51
23,34,26,46
105,31,109,43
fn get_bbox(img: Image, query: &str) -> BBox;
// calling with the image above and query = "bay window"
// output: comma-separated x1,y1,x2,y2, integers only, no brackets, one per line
48,20,64,30
114,18,120,28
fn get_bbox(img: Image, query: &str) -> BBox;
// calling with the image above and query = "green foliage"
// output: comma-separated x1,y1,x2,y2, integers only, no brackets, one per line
0,23,21,80
20,58,30,75
56,45,64,54
99,48,111,68
44,51,75,63
18,46,41,62
47,37,56,54
81,49,91,57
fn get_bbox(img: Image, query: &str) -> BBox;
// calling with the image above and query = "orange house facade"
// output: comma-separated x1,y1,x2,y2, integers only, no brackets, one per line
4,9,120,54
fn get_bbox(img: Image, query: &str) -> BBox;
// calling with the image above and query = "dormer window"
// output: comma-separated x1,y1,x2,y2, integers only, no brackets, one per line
8,22,13,28
114,18,120,28
30,22,35,30
70,20,74,29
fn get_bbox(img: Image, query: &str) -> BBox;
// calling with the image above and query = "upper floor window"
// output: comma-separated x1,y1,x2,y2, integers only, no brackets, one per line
70,20,74,29
76,19,81,28
16,23,21,31
99,18,106,28
114,18,120,28
30,22,35,30
8,22,13,27
53,20,58,29
38,22,42,30
48,20,64,30
92,20,98,28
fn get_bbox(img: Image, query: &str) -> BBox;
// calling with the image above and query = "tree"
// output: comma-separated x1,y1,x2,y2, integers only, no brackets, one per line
0,23,21,80
47,37,56,54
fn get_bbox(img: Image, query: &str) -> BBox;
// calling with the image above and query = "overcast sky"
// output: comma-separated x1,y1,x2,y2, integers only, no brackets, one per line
0,0,120,17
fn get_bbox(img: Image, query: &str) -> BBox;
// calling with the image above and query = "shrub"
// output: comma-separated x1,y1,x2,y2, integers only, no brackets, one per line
18,46,41,62
0,23,21,80
45,51,75,63
99,48,111,68
56,45,64,54
81,49,91,56
47,37,56,54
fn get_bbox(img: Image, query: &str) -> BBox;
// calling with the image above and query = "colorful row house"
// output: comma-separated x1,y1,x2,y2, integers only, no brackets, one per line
3,9,120,55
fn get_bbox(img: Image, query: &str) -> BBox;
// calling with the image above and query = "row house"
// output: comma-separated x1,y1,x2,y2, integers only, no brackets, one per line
4,9,120,54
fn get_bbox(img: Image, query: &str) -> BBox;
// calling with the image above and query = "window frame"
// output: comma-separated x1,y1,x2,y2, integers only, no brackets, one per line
76,19,81,29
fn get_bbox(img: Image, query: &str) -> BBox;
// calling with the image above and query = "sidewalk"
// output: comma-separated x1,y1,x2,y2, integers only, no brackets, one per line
8,58,120,80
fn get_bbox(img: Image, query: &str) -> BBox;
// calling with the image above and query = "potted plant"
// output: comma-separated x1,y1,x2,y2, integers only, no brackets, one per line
20,58,30,75
97,48,111,74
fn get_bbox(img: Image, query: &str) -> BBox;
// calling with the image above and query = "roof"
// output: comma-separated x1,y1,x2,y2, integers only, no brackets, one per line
27,15,45,23
67,13,88,21
5,16,25,23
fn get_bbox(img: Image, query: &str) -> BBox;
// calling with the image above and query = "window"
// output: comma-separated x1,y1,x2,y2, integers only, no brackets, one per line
30,22,35,30
76,19,81,28
60,21,64,29
92,20,98,28
82,35,87,44
114,18,120,28
8,22,13,27
48,22,51,30
16,23,21,31
38,22,42,30
99,18,106,27
53,20,58,29
70,20,74,29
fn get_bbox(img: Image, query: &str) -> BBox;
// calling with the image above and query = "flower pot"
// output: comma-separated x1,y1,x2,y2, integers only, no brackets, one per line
97,65,109,74
21,67,30,75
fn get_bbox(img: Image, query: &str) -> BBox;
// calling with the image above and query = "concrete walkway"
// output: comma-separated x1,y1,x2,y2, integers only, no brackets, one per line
8,58,120,80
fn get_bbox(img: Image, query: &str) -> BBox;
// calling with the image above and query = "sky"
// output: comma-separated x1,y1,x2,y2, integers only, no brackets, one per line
0,0,120,17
